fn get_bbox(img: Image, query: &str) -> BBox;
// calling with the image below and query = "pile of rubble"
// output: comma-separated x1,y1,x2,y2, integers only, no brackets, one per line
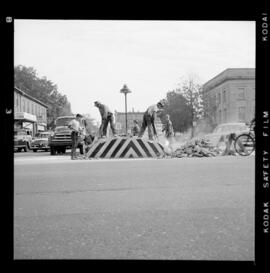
171,138,223,158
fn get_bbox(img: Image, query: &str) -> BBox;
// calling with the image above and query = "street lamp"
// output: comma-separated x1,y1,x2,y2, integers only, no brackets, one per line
120,84,131,136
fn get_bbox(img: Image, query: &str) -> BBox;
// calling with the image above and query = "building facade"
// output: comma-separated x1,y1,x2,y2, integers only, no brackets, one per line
114,111,163,136
14,86,48,136
202,68,255,124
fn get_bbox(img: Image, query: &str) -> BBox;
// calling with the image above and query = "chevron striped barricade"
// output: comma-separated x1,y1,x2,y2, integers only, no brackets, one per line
86,137,165,159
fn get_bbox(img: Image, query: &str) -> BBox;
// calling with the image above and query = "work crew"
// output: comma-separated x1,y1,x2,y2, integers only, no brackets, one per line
94,101,117,138
68,114,83,160
132,120,140,136
138,101,165,140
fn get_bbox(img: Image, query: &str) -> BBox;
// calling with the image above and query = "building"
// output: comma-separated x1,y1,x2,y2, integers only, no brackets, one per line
114,110,163,136
14,86,48,136
202,68,255,124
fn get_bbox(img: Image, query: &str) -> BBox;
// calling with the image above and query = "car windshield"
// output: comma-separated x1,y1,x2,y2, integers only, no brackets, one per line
213,124,247,134
55,117,74,126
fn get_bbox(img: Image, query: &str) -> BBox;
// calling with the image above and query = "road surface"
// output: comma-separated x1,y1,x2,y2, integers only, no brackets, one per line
14,153,255,260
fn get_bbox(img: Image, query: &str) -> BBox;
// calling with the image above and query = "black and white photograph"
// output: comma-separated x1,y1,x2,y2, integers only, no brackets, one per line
3,13,269,268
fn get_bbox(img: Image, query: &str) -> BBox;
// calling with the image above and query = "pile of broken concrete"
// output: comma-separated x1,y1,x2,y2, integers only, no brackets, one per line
170,138,223,158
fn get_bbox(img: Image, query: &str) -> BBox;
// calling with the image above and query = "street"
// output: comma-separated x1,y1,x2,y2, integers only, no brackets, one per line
14,152,255,260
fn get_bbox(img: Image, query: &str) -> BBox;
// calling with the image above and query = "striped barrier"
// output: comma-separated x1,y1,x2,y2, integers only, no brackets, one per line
86,137,165,159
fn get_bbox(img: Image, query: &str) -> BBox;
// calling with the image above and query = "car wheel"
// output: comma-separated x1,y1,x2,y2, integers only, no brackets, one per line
62,148,66,154
33,149,37,152
17,148,21,152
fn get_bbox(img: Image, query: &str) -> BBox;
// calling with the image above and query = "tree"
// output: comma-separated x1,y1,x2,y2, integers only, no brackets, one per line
159,91,193,133
175,75,203,137
14,65,73,127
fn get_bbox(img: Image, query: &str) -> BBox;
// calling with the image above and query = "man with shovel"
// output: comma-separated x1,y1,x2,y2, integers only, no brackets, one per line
138,100,165,141
94,101,117,138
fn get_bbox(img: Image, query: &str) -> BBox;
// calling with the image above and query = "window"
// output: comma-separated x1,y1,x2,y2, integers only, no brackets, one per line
238,107,246,122
223,89,226,103
238,88,245,100
223,108,227,123
218,93,221,104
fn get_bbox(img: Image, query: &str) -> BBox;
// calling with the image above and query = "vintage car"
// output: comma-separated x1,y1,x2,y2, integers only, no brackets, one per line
14,129,32,152
31,132,53,152
203,122,249,147
49,116,84,155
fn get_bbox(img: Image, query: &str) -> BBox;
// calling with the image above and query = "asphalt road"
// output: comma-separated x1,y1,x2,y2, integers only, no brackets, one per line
14,153,255,260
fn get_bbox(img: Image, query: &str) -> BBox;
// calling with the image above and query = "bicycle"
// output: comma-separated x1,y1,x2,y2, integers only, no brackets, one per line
234,119,255,156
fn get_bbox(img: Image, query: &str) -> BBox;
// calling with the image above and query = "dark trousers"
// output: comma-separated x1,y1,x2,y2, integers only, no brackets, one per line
138,113,154,140
71,131,79,158
101,114,116,136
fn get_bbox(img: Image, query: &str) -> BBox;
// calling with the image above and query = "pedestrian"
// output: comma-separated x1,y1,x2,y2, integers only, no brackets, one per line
94,101,117,138
132,120,140,136
68,114,83,160
162,114,174,149
138,101,165,140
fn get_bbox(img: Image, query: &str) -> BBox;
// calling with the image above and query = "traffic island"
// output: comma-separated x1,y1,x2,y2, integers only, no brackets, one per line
85,137,165,159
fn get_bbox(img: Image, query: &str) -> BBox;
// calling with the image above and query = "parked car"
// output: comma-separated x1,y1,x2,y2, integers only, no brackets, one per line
14,129,32,152
203,122,249,147
31,132,53,152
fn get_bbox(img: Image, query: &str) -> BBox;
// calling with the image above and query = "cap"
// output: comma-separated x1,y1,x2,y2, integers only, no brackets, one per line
157,101,165,108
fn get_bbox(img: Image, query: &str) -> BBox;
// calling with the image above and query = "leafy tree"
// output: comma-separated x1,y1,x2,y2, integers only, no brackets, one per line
174,75,203,137
159,91,193,133
14,65,72,128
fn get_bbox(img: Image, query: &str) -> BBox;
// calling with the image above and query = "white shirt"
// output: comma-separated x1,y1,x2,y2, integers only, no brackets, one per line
68,119,81,132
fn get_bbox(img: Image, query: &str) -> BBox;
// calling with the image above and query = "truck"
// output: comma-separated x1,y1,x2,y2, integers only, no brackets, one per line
48,116,84,155
14,129,33,152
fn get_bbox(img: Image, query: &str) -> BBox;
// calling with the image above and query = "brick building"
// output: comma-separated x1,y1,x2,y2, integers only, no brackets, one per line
14,86,48,136
202,68,255,124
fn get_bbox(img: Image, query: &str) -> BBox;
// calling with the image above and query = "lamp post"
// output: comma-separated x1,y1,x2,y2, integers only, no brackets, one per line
120,84,131,136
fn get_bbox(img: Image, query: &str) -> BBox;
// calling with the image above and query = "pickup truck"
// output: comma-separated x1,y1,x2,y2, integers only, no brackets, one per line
48,116,84,155
14,129,32,152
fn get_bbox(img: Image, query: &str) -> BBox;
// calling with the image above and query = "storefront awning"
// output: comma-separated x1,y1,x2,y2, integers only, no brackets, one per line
14,112,37,122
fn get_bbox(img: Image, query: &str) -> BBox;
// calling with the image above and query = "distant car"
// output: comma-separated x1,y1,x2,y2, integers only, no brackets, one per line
203,122,249,147
14,129,32,152
31,132,53,152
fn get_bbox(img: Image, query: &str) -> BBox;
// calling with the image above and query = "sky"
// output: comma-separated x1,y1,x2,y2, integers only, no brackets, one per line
14,20,255,124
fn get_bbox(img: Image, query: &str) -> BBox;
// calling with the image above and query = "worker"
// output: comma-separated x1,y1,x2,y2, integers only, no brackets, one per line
138,100,165,140
132,120,140,136
162,114,174,150
68,114,83,160
94,101,117,138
